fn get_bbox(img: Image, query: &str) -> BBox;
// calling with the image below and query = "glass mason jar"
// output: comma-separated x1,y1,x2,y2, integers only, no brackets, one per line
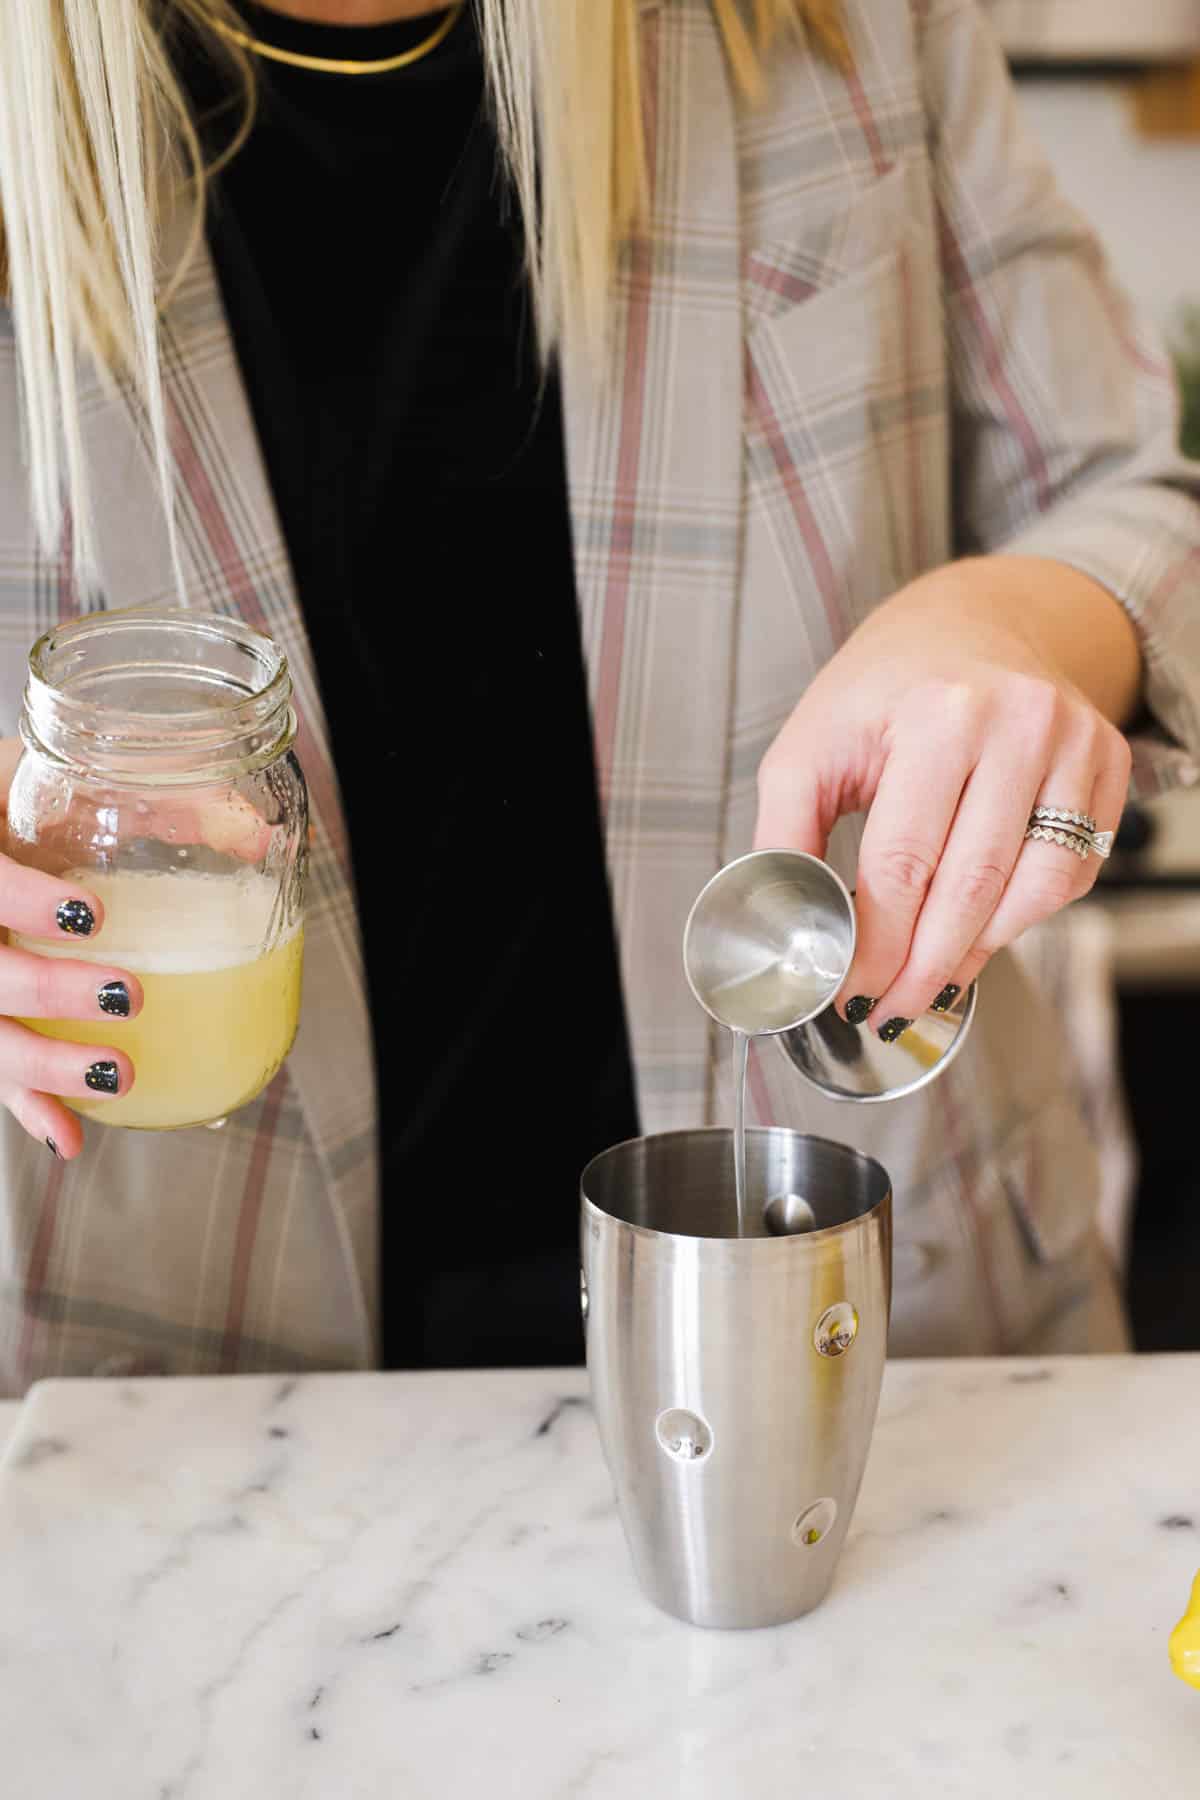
6,609,307,1130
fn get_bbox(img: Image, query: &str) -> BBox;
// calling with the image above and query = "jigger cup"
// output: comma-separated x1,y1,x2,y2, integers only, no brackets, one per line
581,1128,892,1629
683,849,856,1035
683,848,977,1101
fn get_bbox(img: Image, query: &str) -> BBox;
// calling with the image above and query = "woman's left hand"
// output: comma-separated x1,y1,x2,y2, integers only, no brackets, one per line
753,557,1136,1033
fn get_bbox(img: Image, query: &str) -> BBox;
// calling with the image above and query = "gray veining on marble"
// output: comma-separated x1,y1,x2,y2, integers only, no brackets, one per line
0,1358,1196,1797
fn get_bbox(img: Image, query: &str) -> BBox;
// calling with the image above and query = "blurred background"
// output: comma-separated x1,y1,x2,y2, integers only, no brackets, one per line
985,0,1200,1350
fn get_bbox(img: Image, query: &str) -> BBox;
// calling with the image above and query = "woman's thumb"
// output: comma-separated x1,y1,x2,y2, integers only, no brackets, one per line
752,752,831,858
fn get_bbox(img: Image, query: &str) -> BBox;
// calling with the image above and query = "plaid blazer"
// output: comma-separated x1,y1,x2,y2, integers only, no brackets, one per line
1,0,1198,1391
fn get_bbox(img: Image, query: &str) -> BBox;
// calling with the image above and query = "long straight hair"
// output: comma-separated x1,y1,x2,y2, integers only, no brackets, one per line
0,0,847,578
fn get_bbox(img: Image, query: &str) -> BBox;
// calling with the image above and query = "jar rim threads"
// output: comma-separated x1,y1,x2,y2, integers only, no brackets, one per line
22,608,296,788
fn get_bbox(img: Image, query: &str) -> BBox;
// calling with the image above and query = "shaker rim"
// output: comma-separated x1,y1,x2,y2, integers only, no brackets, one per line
580,1124,892,1247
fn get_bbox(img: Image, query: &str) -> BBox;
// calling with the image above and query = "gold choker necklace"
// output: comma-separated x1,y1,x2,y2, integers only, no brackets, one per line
208,4,464,76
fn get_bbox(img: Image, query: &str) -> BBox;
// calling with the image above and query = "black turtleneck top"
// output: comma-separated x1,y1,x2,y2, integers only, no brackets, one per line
179,4,639,1367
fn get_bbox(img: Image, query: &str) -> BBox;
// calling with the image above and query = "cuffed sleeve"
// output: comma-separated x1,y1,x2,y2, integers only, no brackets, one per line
922,0,1200,793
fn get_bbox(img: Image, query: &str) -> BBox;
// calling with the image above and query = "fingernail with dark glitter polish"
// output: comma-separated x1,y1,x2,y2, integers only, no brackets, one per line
879,1017,912,1045
844,996,876,1025
97,981,131,1018
56,898,95,937
931,984,961,1014
85,1061,120,1095
46,1137,60,1159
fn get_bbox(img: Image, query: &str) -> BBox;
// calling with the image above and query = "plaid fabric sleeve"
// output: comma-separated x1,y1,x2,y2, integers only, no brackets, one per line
923,0,1200,796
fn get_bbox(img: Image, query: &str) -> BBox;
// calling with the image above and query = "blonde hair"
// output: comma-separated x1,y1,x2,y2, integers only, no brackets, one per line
0,0,847,578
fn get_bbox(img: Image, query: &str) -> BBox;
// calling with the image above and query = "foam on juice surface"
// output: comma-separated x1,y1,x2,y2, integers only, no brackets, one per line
12,868,295,973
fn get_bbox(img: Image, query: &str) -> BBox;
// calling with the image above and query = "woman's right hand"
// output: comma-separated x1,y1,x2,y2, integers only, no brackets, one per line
0,739,138,1158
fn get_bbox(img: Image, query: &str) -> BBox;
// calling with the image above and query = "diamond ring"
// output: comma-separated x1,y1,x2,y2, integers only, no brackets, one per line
1026,822,1091,860
1030,804,1097,835
1025,805,1114,862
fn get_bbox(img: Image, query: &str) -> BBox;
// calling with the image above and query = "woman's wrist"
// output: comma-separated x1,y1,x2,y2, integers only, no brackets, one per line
873,555,1144,730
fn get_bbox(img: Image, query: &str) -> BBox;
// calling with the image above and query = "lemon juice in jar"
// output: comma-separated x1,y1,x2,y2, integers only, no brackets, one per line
14,867,303,1129
7,609,309,1131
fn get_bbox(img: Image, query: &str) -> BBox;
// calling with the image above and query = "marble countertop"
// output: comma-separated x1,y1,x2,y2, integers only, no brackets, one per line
0,1357,1196,1797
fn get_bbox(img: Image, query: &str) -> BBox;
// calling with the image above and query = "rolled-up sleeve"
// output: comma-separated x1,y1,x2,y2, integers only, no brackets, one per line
923,0,1200,792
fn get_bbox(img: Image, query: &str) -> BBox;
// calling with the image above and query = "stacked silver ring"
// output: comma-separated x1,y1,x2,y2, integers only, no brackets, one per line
1024,804,1114,861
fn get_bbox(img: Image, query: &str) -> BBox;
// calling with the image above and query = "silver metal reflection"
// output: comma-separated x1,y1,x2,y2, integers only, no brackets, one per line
780,979,977,1104
683,850,856,1036
655,1408,713,1463
582,1127,891,1629
814,1302,859,1358
792,1498,839,1548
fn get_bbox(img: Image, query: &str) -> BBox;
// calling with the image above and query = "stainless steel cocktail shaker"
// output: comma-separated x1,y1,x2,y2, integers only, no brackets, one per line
581,1127,891,1629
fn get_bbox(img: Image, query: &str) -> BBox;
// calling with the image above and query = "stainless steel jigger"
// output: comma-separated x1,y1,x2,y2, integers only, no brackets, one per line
581,1128,892,1628
683,849,855,1035
684,848,976,1102
781,978,977,1103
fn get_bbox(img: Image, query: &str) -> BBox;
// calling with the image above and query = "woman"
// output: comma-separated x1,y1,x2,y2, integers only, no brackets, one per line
0,0,1194,1390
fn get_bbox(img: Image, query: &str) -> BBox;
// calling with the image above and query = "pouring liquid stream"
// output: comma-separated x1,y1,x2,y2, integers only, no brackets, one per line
727,950,824,1238
693,878,848,1238
732,1029,750,1239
